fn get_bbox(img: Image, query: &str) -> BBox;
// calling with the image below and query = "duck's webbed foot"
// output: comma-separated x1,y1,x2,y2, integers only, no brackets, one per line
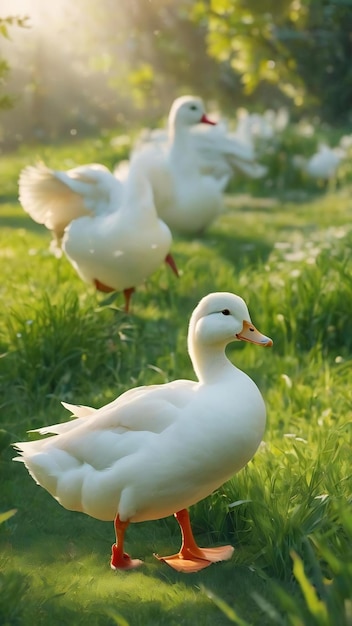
110,544,143,571
154,509,234,573
111,514,143,571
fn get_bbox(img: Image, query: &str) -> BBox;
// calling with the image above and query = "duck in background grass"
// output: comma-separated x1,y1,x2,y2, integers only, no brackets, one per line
14,292,273,573
18,95,225,246
18,150,178,312
62,154,179,312
130,95,227,235
134,96,268,196
18,95,266,244
292,144,345,186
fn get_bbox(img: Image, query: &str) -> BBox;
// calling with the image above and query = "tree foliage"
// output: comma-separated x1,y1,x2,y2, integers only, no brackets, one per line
0,1,351,149
191,0,352,122
70,0,237,114
0,16,29,110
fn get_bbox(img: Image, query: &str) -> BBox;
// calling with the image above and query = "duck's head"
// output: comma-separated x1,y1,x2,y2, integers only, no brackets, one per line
188,292,272,367
169,96,216,130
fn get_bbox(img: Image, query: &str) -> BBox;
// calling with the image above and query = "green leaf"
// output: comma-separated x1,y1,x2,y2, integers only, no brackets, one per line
291,551,329,624
104,609,130,626
0,509,17,524
252,591,285,625
201,585,251,626
0,23,9,38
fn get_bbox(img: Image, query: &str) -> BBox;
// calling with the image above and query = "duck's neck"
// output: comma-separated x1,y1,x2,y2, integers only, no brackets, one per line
120,171,158,224
190,342,237,385
168,122,194,166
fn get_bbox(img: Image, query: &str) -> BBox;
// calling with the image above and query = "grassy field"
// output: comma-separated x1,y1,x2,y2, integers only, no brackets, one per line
0,135,351,625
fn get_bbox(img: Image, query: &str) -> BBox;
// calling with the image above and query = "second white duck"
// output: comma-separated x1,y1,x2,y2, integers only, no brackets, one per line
62,155,178,311
19,162,123,256
134,97,268,193
135,95,226,235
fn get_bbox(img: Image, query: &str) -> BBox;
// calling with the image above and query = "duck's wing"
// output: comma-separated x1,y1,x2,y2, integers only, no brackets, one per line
18,163,122,240
100,380,195,433
13,381,197,494
113,159,130,182
60,401,96,417
191,125,267,179
133,127,168,155
20,403,96,440
73,380,195,435
28,402,97,437
27,380,195,441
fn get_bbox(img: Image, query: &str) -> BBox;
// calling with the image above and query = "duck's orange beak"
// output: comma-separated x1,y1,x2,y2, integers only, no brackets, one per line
200,114,217,126
236,320,273,347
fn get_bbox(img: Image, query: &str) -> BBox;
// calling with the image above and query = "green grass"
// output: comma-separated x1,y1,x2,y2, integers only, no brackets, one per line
0,135,352,625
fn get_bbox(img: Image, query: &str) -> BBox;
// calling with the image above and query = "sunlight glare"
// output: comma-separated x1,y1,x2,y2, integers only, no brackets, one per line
1,0,70,28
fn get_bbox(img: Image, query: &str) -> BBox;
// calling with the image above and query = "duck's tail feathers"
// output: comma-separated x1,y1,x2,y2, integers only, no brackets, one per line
61,402,96,418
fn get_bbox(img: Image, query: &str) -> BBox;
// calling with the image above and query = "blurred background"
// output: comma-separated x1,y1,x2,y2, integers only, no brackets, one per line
1,0,351,152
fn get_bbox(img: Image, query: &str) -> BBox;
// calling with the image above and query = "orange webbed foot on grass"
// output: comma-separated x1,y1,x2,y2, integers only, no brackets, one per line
155,509,234,573
110,544,143,571
155,544,234,573
111,515,143,571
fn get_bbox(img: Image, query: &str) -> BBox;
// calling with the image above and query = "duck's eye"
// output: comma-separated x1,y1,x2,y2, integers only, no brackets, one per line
221,309,230,316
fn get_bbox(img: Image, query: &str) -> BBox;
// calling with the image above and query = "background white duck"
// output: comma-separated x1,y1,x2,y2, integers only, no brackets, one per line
14,291,273,573
18,162,124,256
293,144,344,182
134,97,268,191
62,155,178,312
134,95,227,235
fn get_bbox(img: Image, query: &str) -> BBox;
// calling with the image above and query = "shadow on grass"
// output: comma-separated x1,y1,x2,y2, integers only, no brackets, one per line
0,212,46,235
0,193,20,204
1,462,280,625
203,229,273,269
1,514,276,626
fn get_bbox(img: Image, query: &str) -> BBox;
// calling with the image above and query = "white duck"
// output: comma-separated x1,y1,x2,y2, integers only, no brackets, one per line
18,162,124,256
14,292,273,573
135,95,227,235
134,96,267,193
293,144,343,181
61,155,178,312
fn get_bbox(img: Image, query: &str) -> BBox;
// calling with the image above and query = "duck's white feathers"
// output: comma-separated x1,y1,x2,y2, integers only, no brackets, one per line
137,146,225,235
14,379,197,519
30,380,193,437
14,374,263,523
293,144,343,180
61,158,172,293
132,95,226,235
18,162,123,243
184,123,267,182
134,103,267,192
30,402,97,436
14,292,271,525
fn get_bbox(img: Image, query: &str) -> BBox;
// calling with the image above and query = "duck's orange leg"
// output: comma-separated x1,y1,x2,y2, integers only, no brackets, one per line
94,278,115,293
155,509,234,573
93,281,134,313
123,287,135,313
164,253,179,278
110,515,143,571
